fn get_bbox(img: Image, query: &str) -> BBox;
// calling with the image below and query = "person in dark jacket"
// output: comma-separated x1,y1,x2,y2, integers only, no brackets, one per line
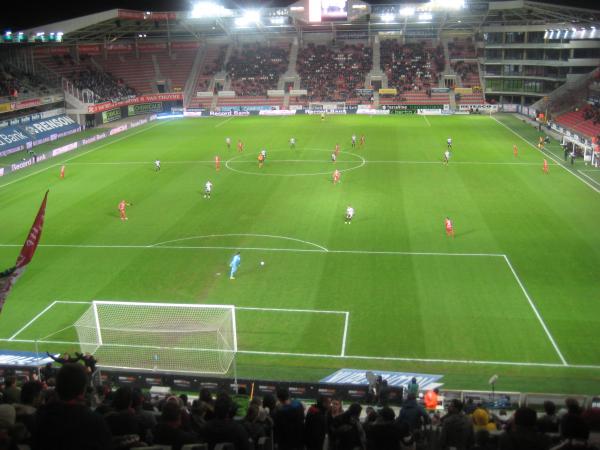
32,363,112,450
201,395,250,450
273,388,305,450
153,401,199,450
304,395,331,450
439,399,474,450
396,393,429,432
498,407,551,450
45,352,81,365
364,406,406,450
330,403,365,450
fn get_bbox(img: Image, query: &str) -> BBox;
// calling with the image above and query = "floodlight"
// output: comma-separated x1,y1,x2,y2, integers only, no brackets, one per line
399,7,415,17
418,13,433,21
381,13,395,22
191,2,232,18
429,0,464,10
235,9,260,27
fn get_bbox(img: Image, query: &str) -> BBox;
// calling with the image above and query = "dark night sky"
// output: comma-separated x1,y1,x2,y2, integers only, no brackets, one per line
1,0,597,31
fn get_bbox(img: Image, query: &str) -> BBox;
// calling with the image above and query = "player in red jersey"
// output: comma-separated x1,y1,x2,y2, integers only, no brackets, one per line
445,217,454,237
335,143,340,156
118,200,131,221
215,156,221,171
513,144,518,157
543,159,549,174
59,165,65,179
237,140,244,152
332,169,340,184
360,135,365,147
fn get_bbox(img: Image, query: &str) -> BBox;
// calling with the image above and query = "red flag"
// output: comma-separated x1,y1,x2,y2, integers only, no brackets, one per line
0,191,49,313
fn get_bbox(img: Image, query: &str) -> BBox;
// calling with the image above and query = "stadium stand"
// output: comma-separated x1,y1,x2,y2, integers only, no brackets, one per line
92,53,157,95
296,43,372,102
226,43,289,96
36,53,136,102
448,37,477,59
2,362,600,450
380,39,444,92
0,65,54,101
555,104,600,139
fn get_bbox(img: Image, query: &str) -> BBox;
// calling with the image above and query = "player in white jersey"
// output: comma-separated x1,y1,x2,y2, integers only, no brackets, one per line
345,206,355,224
331,152,337,163
261,149,267,160
225,137,231,149
155,160,161,171
447,137,452,149
443,150,451,165
351,134,357,148
290,137,296,149
204,180,212,199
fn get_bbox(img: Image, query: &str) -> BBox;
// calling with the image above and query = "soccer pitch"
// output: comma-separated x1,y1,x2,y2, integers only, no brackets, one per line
1,113,600,394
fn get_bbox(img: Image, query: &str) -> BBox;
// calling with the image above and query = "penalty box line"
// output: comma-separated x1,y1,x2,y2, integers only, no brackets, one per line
8,301,351,358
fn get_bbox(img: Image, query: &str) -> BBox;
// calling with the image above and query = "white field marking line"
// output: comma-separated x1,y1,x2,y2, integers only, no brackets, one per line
502,254,567,366
150,234,329,252
9,302,592,370
491,116,600,195
236,306,347,315
423,115,431,127
577,170,600,188
341,312,350,357
65,159,547,167
578,169,600,173
0,243,503,258
0,120,166,190
3,337,594,369
225,148,366,177
38,325,76,342
214,116,234,128
8,300,58,340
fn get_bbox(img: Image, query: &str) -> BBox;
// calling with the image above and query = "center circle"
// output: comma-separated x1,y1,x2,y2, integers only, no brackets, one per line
224,148,366,177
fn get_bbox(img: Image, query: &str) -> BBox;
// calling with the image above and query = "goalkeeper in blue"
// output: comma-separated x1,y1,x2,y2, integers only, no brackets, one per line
229,252,241,279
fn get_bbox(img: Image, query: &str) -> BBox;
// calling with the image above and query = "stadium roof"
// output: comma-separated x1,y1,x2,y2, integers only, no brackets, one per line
10,0,600,43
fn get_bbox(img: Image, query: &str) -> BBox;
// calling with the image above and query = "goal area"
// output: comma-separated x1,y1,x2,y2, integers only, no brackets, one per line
74,301,237,374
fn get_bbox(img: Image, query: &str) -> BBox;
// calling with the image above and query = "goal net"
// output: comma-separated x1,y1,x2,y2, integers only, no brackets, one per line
74,301,237,374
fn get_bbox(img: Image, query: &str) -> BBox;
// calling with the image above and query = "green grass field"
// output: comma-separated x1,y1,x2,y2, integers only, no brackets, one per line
1,113,600,394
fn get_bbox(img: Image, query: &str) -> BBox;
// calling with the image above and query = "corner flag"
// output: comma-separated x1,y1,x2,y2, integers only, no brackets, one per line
0,190,49,313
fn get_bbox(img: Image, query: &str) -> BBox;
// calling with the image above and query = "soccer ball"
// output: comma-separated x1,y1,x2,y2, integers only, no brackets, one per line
260,261,265,266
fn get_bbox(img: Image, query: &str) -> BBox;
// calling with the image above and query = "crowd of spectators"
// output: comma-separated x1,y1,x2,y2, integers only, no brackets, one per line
202,46,227,77
1,362,599,450
583,103,600,125
69,67,136,103
296,43,372,102
380,40,445,95
448,38,477,59
226,44,289,96
0,66,51,100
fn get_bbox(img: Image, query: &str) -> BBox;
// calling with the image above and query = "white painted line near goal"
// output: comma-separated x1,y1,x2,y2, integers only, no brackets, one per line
491,116,600,195
1,337,598,370
577,170,600,188
0,243,504,258
0,120,166,190
341,312,350,357
8,301,58,341
236,306,347,315
502,254,567,366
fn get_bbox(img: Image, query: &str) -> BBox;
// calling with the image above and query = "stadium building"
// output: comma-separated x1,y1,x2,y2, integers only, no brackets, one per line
1,0,600,448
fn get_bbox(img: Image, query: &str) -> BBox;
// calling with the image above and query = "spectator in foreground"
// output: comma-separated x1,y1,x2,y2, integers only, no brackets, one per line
330,403,365,450
364,405,406,450
397,392,429,432
153,401,199,450
439,399,474,450
273,387,305,450
538,401,560,433
304,395,331,450
499,406,551,450
201,394,250,450
33,363,112,450
2,377,21,404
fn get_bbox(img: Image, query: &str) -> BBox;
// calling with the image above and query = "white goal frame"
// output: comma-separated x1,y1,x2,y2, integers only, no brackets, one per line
74,301,238,375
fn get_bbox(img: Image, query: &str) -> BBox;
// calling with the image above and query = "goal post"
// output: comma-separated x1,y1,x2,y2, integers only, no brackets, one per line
74,301,237,375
